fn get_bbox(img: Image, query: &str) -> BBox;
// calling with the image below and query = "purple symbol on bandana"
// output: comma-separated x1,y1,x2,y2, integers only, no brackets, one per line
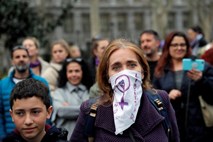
115,75,130,110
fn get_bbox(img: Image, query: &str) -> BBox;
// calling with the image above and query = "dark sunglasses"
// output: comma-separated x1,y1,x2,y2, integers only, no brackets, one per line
12,45,28,51
11,45,29,57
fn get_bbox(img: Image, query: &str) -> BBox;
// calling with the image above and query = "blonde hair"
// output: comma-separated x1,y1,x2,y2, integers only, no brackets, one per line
50,39,71,58
23,37,40,48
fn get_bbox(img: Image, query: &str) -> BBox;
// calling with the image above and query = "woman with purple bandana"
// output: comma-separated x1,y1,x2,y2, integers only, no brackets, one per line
70,39,179,142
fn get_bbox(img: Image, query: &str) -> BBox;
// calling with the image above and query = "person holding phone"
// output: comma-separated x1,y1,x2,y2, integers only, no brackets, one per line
153,31,213,142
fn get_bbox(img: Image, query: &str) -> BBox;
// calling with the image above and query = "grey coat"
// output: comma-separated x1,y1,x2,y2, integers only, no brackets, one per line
51,82,89,140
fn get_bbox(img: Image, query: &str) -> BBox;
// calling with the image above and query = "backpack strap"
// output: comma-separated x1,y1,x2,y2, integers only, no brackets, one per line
84,91,172,141
84,98,98,142
146,90,171,140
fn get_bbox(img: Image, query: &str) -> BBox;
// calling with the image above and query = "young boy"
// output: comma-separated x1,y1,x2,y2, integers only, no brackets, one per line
2,78,68,142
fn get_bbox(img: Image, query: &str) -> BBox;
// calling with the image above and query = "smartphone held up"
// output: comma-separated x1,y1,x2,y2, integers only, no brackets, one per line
182,58,204,71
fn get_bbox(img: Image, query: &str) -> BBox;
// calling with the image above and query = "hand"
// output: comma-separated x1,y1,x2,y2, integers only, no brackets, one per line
169,89,182,100
62,102,70,106
187,68,203,81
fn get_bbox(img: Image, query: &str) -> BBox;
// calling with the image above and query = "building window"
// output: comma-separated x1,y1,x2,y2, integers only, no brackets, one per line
134,12,144,31
63,14,74,33
134,0,143,2
117,13,127,32
44,0,53,7
44,13,55,31
116,0,127,3
82,13,90,33
168,12,176,30
182,11,191,28
100,13,110,33
100,0,109,4
80,0,89,4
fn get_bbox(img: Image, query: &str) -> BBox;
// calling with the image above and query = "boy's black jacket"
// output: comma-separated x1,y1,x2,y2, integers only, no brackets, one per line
2,125,68,142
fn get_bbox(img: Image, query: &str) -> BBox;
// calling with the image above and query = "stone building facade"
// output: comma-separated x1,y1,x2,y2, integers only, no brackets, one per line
29,0,197,51
0,0,208,75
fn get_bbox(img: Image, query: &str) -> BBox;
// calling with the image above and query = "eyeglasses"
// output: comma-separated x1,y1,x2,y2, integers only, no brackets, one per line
66,58,82,63
170,43,187,48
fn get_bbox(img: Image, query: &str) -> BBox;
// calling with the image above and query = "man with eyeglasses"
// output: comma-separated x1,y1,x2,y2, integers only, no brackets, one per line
0,46,49,141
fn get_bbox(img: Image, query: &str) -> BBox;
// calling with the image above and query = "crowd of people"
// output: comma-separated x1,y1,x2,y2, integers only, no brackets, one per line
0,25,213,142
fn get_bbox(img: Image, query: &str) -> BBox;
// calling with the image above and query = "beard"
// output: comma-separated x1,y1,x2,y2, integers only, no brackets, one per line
14,63,30,73
144,48,155,57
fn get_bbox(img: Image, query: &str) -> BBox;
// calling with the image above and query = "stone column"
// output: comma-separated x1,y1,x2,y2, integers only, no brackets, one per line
90,0,100,38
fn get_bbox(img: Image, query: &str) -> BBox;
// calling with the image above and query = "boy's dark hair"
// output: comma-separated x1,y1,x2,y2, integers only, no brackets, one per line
10,78,51,109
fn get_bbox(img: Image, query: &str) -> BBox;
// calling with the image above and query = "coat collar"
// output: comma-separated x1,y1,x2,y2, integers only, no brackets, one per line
66,82,86,93
9,69,33,81
95,91,164,136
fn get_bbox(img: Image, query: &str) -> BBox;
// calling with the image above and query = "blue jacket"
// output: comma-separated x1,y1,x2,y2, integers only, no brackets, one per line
70,90,180,142
153,62,213,142
0,69,49,140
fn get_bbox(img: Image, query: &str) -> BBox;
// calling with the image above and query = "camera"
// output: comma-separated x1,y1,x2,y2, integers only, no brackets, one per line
182,58,204,71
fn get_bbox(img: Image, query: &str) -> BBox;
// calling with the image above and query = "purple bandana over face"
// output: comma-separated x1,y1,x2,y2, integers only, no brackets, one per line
109,70,143,135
